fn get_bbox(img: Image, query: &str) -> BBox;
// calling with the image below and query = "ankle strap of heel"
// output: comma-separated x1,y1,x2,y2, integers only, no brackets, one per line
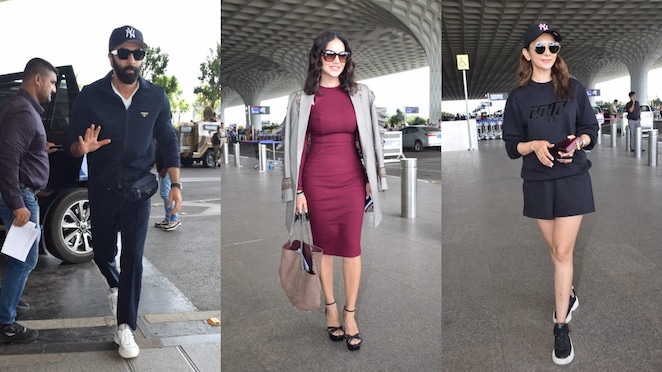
343,306,357,312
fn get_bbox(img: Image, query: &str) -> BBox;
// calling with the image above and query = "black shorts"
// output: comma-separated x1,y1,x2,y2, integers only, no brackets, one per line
522,172,595,220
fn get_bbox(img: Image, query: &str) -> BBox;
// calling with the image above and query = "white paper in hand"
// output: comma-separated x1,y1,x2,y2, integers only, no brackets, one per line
1,221,38,262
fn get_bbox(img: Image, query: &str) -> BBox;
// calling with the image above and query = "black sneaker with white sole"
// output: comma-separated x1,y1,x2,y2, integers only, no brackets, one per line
553,287,579,323
0,322,39,343
552,323,574,365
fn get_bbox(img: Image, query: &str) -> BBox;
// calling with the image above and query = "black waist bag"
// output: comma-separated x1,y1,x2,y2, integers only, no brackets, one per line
125,172,159,203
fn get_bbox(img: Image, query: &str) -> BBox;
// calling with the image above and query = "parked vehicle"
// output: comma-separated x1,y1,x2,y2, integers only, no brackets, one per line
399,125,442,151
0,66,93,263
178,121,219,168
593,106,604,126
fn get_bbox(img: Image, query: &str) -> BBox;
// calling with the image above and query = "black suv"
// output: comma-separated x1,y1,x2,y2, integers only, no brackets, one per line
0,65,93,263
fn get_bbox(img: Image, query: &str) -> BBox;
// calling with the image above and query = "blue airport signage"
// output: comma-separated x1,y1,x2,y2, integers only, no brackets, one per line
405,106,419,114
250,106,270,114
586,89,600,97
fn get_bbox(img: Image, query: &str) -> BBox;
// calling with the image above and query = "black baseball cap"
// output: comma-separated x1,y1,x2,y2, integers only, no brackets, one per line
109,25,148,51
522,22,562,48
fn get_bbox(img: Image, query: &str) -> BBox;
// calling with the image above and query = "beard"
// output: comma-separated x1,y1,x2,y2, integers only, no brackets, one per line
112,59,141,84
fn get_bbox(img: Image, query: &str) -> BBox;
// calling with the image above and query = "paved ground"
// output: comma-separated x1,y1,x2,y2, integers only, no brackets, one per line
442,135,662,370
220,153,441,371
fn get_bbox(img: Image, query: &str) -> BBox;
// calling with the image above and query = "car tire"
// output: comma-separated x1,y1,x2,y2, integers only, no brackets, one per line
414,140,423,152
43,187,94,264
202,149,215,168
181,157,194,167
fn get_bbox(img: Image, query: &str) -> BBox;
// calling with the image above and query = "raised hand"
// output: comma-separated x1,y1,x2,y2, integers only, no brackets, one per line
76,124,111,155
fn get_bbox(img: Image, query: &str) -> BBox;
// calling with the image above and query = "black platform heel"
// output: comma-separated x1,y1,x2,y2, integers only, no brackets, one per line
325,301,344,342
343,306,362,351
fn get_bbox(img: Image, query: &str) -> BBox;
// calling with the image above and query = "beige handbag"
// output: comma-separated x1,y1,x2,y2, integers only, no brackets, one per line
279,216,322,311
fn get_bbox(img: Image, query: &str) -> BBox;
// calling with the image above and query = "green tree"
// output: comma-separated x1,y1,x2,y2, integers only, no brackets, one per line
141,46,169,81
141,47,188,123
153,75,190,123
194,42,221,112
408,116,428,125
387,109,405,127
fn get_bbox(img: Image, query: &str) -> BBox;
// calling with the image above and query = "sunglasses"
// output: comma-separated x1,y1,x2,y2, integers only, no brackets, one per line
533,42,561,55
110,48,147,60
321,50,350,63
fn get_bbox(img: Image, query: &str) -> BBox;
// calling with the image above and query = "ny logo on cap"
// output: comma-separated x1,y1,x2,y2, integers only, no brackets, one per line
538,23,549,31
125,27,137,39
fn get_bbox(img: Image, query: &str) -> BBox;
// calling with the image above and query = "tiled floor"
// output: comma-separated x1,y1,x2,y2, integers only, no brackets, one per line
442,135,662,370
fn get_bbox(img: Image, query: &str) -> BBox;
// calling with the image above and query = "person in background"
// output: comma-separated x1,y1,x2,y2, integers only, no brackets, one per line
0,58,58,343
609,99,619,127
282,30,388,352
624,91,642,152
154,141,181,231
212,123,226,168
502,22,598,365
63,25,182,359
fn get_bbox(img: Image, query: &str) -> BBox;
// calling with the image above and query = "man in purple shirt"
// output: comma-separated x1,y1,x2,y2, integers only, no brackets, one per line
0,58,58,343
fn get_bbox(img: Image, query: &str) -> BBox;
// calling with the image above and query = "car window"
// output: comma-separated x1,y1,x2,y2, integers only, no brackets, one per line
641,105,651,112
422,127,439,133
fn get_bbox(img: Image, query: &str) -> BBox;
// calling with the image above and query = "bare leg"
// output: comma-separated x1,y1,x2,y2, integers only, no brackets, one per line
537,216,582,323
320,254,342,336
342,255,361,345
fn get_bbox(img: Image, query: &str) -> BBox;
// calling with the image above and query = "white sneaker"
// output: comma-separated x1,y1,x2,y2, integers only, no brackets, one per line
114,323,139,358
163,219,181,231
154,219,169,228
108,287,118,317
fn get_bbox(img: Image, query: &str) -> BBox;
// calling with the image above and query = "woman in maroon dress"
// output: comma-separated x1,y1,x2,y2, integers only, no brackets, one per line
282,30,388,351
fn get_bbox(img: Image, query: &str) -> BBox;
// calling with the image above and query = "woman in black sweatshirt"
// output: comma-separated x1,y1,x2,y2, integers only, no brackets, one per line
502,22,599,366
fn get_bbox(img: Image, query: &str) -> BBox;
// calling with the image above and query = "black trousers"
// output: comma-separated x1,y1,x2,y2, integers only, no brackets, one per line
89,186,150,330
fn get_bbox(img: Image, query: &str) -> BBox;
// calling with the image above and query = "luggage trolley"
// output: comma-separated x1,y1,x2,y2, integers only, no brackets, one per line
476,119,488,141
486,119,496,140
494,118,503,139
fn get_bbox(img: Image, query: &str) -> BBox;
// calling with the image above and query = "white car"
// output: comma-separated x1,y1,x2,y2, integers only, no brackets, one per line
593,106,604,126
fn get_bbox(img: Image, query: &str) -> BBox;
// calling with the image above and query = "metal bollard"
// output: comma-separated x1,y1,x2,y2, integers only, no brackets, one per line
258,144,267,172
611,122,617,147
233,142,242,167
223,143,229,164
596,123,601,145
635,127,642,158
649,129,658,166
626,128,631,152
400,158,417,218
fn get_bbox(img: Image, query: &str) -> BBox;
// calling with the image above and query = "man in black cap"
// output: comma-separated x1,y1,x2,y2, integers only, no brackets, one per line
63,25,182,359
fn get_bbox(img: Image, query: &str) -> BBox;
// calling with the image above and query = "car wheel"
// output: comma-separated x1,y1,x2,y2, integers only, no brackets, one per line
181,156,194,167
414,140,423,152
202,150,216,168
43,188,93,264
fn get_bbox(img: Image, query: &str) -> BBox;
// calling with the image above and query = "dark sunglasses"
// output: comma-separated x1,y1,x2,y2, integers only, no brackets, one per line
110,48,147,60
321,50,350,63
533,42,560,55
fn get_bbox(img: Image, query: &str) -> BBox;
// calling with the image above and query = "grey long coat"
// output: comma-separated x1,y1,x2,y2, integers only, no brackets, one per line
281,83,388,236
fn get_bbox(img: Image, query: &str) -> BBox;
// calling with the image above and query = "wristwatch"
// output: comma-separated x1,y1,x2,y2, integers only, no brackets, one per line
171,183,182,190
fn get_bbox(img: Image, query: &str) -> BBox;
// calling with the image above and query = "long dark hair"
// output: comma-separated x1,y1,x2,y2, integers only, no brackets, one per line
516,53,573,101
303,30,357,95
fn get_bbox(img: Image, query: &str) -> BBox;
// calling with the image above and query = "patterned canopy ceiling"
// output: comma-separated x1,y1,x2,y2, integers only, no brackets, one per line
221,0,440,110
443,0,662,101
